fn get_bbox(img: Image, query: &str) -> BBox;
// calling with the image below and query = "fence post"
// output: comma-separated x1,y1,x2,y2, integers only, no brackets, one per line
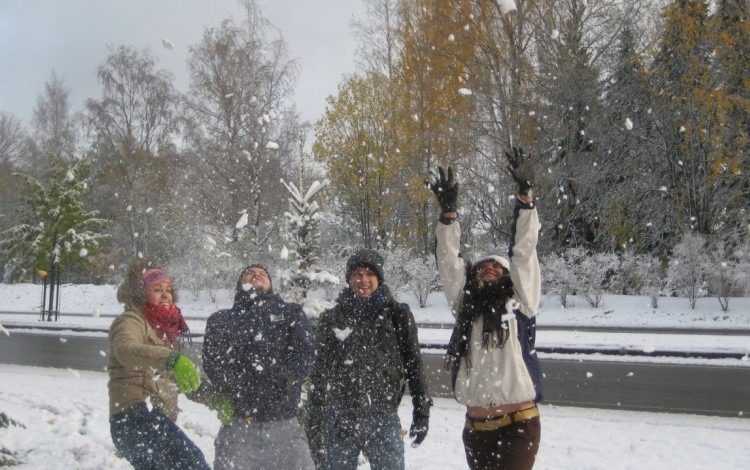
37,269,48,321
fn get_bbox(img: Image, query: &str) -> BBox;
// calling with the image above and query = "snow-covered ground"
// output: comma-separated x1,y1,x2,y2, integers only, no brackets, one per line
1,365,749,469
2,283,750,362
2,283,750,468
5,283,750,331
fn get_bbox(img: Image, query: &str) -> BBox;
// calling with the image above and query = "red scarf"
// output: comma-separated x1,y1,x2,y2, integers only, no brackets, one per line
143,302,189,348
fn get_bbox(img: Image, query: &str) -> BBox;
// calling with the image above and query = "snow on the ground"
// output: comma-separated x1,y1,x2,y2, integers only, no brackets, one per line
2,284,750,360
2,283,750,468
1,365,749,470
4,283,750,328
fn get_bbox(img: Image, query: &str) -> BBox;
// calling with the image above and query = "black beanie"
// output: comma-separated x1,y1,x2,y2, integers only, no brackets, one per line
346,249,385,283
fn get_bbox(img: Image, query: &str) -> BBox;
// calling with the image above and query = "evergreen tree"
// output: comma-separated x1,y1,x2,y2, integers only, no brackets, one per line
0,160,110,317
536,0,605,251
278,177,339,307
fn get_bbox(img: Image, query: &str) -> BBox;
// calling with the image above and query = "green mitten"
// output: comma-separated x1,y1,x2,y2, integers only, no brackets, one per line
209,396,235,426
167,351,201,393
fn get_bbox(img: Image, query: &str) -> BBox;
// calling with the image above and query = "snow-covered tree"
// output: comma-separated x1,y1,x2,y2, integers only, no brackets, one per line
183,1,298,251
706,241,741,312
167,232,241,303
620,251,667,308
668,233,709,309
617,250,645,295
574,251,619,308
542,249,581,308
0,161,110,318
30,72,79,167
384,247,440,308
85,45,178,260
0,113,26,256
278,178,339,310
0,111,26,166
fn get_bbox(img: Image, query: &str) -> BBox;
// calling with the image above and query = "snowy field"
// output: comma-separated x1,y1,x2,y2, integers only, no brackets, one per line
4,283,750,331
1,365,749,469
2,283,750,468
2,283,750,362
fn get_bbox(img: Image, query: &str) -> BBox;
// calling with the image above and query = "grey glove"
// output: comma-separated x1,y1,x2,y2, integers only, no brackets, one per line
426,166,459,213
505,147,534,195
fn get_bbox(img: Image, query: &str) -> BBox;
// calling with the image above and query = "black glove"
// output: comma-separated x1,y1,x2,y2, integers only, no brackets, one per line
426,166,459,213
306,418,326,468
505,147,534,195
409,396,432,447
303,400,326,468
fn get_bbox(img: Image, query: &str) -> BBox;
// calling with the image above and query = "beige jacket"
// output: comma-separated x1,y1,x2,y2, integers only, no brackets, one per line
107,307,179,420
436,200,542,407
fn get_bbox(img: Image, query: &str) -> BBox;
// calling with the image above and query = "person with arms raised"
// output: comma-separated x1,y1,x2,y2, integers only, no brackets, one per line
427,148,543,470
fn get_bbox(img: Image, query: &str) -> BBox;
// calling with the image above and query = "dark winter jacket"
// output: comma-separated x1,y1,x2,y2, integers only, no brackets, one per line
203,289,315,422
307,285,430,419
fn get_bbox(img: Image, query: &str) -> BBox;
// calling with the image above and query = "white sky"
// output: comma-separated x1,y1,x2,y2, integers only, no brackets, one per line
0,0,364,126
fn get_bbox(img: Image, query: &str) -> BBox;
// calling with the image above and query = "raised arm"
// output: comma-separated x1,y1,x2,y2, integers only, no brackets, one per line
506,147,541,317
427,166,466,317
509,199,541,317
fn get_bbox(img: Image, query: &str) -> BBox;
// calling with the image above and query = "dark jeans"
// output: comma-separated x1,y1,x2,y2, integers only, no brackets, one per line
462,416,541,470
110,402,210,470
323,410,405,470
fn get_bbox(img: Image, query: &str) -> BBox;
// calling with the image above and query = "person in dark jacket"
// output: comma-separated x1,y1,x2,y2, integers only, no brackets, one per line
203,264,316,470
306,249,432,470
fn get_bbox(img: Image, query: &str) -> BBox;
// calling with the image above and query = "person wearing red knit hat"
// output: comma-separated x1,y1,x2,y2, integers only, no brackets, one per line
107,259,209,469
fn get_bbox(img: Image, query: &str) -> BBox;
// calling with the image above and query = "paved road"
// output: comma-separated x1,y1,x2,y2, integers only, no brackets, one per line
1,332,747,418
421,354,749,417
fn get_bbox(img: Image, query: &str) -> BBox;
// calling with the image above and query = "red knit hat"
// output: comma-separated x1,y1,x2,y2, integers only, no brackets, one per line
142,268,172,291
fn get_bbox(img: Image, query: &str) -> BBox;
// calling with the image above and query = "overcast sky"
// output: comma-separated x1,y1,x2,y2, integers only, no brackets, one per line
0,0,364,126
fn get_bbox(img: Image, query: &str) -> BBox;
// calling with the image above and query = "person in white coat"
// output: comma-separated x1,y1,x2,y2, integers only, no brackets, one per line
427,148,543,470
